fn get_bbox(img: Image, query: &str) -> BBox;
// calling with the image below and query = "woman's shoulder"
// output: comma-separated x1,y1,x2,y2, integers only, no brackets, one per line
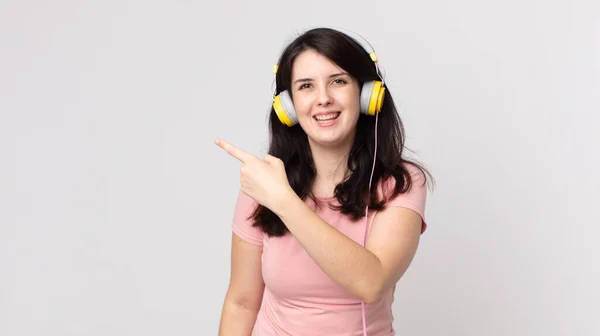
232,189,264,246
379,161,429,233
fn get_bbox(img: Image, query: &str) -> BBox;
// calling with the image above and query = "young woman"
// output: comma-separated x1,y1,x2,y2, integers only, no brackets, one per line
216,27,432,336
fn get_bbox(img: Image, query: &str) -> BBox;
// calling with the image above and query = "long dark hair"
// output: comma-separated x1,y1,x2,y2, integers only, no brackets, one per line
250,27,432,236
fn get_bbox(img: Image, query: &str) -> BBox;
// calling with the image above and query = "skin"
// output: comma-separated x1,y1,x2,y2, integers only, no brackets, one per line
217,49,422,335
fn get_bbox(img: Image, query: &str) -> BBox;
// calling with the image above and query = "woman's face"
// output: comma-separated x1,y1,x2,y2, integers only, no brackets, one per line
290,49,361,149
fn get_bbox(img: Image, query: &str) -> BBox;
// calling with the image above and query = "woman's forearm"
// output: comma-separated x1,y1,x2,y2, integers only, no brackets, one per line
272,193,386,303
218,301,259,336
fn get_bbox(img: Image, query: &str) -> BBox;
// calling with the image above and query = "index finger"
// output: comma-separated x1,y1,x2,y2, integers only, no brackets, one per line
214,138,254,163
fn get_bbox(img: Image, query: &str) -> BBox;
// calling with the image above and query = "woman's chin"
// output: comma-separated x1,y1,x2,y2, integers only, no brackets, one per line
300,116,357,148
308,130,354,149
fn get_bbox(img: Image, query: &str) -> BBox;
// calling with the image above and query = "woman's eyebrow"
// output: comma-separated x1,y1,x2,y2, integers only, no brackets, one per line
330,72,349,77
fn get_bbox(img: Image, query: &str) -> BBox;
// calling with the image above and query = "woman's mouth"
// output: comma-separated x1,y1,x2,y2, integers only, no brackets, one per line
313,112,341,125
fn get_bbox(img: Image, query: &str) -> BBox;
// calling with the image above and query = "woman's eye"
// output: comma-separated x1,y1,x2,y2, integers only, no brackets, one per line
333,78,347,84
298,83,311,90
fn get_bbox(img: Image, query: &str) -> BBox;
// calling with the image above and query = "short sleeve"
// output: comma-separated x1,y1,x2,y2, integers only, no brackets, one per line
231,189,264,246
383,164,428,234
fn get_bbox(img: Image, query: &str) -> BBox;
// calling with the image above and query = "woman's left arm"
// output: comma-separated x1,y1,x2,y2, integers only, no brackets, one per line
271,192,422,304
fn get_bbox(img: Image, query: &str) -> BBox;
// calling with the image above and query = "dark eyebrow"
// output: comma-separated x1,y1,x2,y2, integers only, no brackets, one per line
293,72,349,84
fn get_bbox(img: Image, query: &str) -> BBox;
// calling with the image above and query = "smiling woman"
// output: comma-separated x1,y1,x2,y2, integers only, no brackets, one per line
217,27,433,336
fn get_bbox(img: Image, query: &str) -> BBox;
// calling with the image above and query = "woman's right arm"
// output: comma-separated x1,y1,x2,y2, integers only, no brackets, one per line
218,232,265,335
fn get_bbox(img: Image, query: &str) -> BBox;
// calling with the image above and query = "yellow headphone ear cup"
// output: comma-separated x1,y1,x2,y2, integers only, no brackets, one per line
371,82,385,114
360,80,385,115
273,90,298,126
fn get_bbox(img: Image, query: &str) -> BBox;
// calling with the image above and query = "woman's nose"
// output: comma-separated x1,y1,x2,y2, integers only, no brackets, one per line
316,86,333,106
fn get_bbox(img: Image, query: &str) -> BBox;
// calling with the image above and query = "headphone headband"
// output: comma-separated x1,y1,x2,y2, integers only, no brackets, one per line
324,27,378,62
272,27,379,75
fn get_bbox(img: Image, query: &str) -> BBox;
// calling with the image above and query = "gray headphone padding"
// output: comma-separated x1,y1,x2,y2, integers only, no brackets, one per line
360,81,375,114
279,90,298,124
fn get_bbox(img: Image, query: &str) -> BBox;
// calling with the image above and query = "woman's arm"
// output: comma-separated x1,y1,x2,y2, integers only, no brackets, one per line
218,233,265,335
272,194,422,304
212,138,423,304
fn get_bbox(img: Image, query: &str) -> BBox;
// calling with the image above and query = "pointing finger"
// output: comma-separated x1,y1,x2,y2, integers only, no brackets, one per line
214,138,254,163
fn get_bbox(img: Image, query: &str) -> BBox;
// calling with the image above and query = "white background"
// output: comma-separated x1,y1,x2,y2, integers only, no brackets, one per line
1,0,599,335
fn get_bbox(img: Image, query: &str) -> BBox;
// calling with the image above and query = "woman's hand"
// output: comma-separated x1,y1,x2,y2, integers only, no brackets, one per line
214,138,294,212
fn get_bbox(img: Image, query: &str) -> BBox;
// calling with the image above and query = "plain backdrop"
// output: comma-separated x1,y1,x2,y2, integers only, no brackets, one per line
1,0,599,335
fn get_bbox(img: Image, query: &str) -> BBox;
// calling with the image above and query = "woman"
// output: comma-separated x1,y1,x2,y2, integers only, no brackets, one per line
216,27,432,336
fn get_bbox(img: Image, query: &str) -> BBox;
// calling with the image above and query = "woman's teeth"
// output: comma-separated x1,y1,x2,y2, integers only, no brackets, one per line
314,112,340,122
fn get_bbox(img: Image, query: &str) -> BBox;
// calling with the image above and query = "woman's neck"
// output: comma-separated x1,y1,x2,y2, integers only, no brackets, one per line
309,140,354,197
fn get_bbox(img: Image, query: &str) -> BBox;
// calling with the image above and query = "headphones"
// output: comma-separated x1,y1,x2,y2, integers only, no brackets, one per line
271,27,386,127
